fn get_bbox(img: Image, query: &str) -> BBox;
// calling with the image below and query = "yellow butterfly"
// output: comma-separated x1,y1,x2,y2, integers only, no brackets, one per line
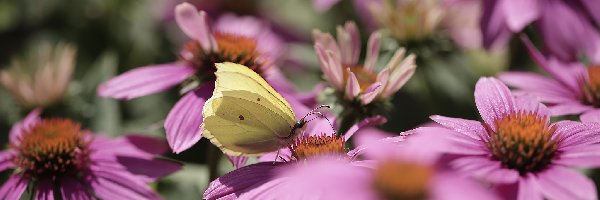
202,62,313,156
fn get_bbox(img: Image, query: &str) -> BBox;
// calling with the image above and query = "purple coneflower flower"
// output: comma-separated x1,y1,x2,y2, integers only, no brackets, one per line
313,21,416,106
98,2,289,154
430,77,600,199
499,35,600,120
481,0,600,62
0,109,181,199
203,115,388,200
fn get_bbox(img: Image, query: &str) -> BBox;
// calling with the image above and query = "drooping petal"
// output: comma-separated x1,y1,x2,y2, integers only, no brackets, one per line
204,162,282,200
517,175,543,200
345,71,361,100
430,115,487,140
0,150,15,172
480,0,513,49
123,135,169,155
359,82,382,105
580,110,600,122
520,35,585,92
555,145,600,167
98,63,195,100
538,0,600,63
315,45,344,90
60,177,92,200
112,156,182,183
383,51,416,97
35,179,54,200
9,108,41,143
548,103,593,116
89,169,161,200
363,31,381,71
344,115,387,140
227,155,249,169
165,87,210,154
498,71,577,103
432,172,502,200
474,77,515,131
175,2,216,51
535,166,597,200
501,0,540,32
0,175,29,200
312,0,341,12
451,156,519,184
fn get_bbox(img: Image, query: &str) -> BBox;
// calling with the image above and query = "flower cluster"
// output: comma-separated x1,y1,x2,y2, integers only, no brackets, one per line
3,1,600,200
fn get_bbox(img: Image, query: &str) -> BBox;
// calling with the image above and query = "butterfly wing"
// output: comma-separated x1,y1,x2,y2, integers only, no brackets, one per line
202,62,296,156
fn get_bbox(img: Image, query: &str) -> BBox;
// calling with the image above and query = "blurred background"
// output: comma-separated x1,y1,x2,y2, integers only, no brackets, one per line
0,0,548,198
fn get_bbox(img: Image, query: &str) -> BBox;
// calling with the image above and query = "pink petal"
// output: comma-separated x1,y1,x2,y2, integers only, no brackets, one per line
344,115,387,140
553,120,600,148
0,175,29,200
480,0,513,49
432,172,502,200
60,177,92,200
204,162,281,200
175,3,215,51
474,77,515,131
501,0,540,32
535,166,597,200
424,127,488,155
363,31,381,71
345,71,361,100
165,87,210,154
9,108,41,144
517,175,543,200
337,21,360,65
98,63,195,100
383,52,416,97
111,156,182,183
548,103,593,116
89,169,161,200
0,150,15,172
227,155,249,169
312,0,341,12
123,135,169,155
580,0,600,24
451,156,519,184
430,115,488,140
35,179,54,200
498,71,576,103
581,110,600,123
359,82,383,105
520,35,584,92
514,95,549,117
555,145,600,167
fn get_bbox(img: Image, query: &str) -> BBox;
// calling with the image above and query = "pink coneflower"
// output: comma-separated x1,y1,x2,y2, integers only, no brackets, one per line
499,35,600,121
313,21,416,106
0,109,181,199
98,2,288,154
480,0,600,62
430,77,600,199
203,116,388,200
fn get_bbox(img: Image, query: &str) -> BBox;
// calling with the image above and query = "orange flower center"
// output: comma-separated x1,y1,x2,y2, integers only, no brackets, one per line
12,119,92,180
372,160,433,200
288,134,345,160
486,111,558,175
583,66,600,107
179,32,264,79
343,65,378,92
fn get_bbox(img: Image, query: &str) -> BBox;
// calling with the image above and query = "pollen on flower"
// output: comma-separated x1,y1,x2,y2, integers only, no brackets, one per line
372,160,433,200
288,134,345,160
12,119,92,180
179,32,264,79
343,65,377,92
486,111,558,175
582,66,600,107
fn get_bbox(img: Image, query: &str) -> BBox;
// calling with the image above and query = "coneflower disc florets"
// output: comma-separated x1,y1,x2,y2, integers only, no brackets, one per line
12,119,92,180
485,111,558,175
373,160,433,200
289,134,345,160
583,66,600,107
179,32,265,79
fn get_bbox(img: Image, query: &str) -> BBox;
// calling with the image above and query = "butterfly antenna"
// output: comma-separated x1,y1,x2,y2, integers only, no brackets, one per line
301,105,331,120
273,148,281,164
306,111,337,135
